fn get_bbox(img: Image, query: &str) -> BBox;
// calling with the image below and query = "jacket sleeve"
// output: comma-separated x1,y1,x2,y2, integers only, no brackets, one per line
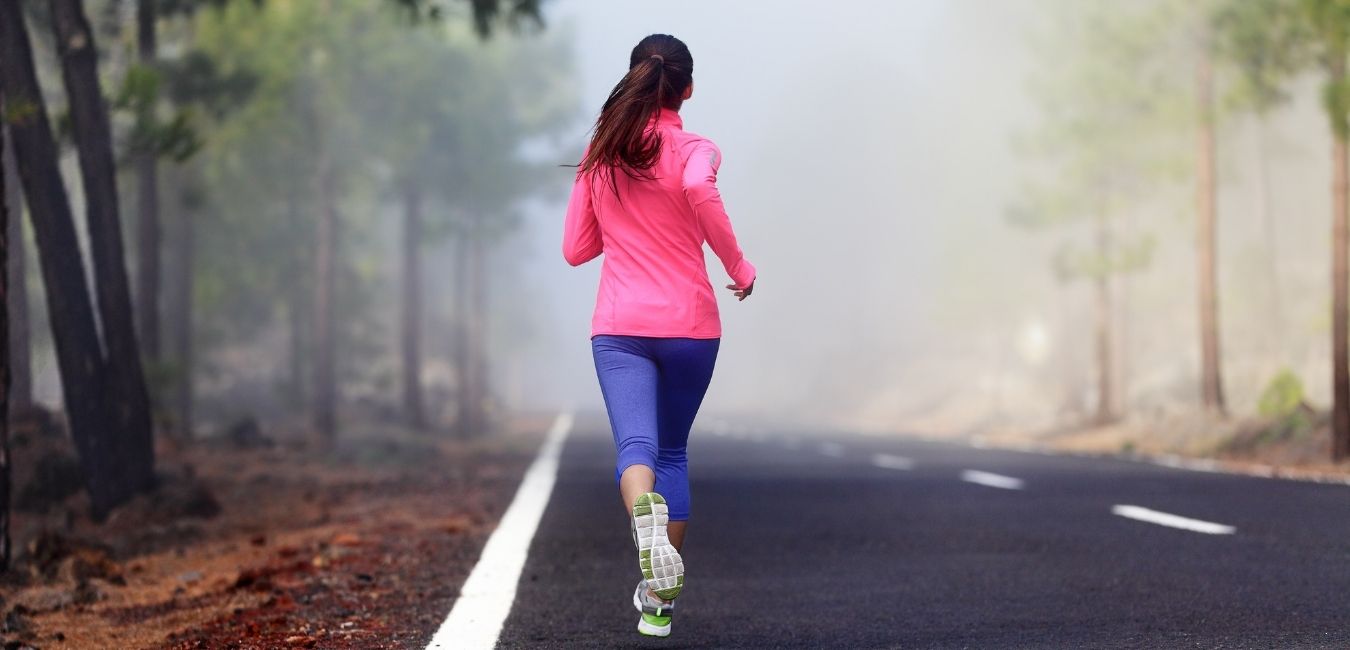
682,139,756,289
562,166,603,266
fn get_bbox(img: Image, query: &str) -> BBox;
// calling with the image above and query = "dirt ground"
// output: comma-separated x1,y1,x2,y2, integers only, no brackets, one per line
0,409,547,649
972,409,1350,482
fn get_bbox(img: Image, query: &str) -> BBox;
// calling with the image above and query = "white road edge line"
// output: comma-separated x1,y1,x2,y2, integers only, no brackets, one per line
1111,504,1236,535
960,469,1024,490
871,453,914,470
426,412,574,650
819,442,845,458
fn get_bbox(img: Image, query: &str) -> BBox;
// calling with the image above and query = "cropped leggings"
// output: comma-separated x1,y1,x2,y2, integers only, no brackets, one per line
591,335,720,521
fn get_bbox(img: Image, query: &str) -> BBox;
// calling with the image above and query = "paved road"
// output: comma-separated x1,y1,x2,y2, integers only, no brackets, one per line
495,421,1350,648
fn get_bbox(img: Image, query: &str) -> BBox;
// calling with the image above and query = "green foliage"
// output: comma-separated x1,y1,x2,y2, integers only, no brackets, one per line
1213,0,1309,115
1256,369,1315,440
1258,368,1306,417
1300,0,1350,136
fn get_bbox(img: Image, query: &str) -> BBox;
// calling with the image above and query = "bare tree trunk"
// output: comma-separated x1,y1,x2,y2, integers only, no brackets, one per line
1253,116,1284,358
312,150,337,443
1093,212,1115,426
284,192,305,405
1332,58,1350,461
1,118,13,568
2,130,29,413
451,234,471,438
169,172,195,438
1195,50,1226,415
50,0,156,489
134,0,160,361
0,2,128,519
468,235,489,435
400,182,426,430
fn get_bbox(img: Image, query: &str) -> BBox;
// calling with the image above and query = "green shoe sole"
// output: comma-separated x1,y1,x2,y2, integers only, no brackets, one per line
632,492,684,600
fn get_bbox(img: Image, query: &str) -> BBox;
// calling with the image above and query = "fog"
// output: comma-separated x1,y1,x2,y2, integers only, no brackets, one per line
498,0,1340,437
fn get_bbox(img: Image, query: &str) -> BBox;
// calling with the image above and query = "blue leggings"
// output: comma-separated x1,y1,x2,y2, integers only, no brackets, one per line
591,335,719,521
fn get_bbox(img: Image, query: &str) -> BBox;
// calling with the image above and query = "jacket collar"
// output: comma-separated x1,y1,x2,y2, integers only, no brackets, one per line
654,107,683,129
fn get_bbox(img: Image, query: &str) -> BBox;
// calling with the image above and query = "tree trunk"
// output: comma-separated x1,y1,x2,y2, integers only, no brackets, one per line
2,129,29,413
451,234,471,438
1093,212,1115,425
1332,59,1350,462
0,2,131,519
49,0,156,488
312,150,337,443
285,192,305,406
466,231,490,436
400,182,425,430
1195,50,1225,415
171,199,194,439
1253,116,1284,358
134,0,160,361
0,115,13,568
166,167,195,437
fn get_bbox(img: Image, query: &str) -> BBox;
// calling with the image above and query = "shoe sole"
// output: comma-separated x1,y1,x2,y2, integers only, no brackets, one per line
633,492,683,600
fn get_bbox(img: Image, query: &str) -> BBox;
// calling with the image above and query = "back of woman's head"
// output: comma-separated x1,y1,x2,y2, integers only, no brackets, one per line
581,34,694,186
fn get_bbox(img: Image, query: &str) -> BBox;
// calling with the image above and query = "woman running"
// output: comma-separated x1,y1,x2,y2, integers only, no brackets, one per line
562,33,756,638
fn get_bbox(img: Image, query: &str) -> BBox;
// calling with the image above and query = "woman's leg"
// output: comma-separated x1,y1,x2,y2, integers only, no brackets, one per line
653,338,720,552
592,336,661,510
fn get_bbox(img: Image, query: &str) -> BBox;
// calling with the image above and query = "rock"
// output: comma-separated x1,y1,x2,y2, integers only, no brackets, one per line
178,570,203,584
12,586,73,614
3,606,32,633
25,532,120,584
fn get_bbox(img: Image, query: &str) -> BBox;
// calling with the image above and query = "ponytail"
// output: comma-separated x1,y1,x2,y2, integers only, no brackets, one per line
580,34,693,194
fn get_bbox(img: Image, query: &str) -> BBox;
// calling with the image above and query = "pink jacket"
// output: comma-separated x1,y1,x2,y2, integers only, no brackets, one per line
563,108,756,339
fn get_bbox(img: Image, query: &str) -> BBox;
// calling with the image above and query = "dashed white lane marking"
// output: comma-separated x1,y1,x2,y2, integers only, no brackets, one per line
426,412,573,650
819,442,845,458
960,469,1024,490
1111,504,1236,535
871,453,914,470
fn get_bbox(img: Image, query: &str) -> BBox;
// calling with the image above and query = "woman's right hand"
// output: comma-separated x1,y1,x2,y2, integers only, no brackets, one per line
727,280,754,302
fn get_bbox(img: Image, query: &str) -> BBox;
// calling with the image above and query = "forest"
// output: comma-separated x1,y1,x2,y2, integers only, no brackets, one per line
0,0,1349,646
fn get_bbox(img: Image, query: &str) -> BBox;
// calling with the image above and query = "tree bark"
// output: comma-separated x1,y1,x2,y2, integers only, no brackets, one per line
312,150,337,442
400,182,425,430
1195,50,1226,415
1093,211,1115,426
466,230,490,436
134,0,161,361
49,0,156,488
171,195,194,439
2,129,29,413
451,233,471,438
0,2,132,519
1253,117,1284,357
1332,54,1350,462
1,114,13,568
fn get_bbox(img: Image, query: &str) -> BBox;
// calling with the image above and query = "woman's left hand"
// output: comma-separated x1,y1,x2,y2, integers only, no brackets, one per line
727,280,754,302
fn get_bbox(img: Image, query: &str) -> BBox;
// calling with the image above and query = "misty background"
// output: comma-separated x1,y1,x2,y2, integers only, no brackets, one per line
9,0,1339,441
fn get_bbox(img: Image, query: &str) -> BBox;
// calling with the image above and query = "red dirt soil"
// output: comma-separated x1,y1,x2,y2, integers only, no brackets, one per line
0,411,547,649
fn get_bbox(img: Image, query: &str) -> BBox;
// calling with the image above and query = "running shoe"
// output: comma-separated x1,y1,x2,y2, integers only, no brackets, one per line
631,492,683,600
633,579,674,637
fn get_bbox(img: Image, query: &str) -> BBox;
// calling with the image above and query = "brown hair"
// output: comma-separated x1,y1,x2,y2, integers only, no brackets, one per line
580,34,693,192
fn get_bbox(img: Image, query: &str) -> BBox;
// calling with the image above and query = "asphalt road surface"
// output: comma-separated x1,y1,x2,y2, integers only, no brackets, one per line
493,421,1350,649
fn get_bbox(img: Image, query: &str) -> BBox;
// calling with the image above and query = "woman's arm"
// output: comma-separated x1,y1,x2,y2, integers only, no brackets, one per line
683,140,756,289
562,168,603,266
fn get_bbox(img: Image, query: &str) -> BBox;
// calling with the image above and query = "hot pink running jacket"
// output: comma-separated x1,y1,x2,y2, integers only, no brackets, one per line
563,108,756,339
